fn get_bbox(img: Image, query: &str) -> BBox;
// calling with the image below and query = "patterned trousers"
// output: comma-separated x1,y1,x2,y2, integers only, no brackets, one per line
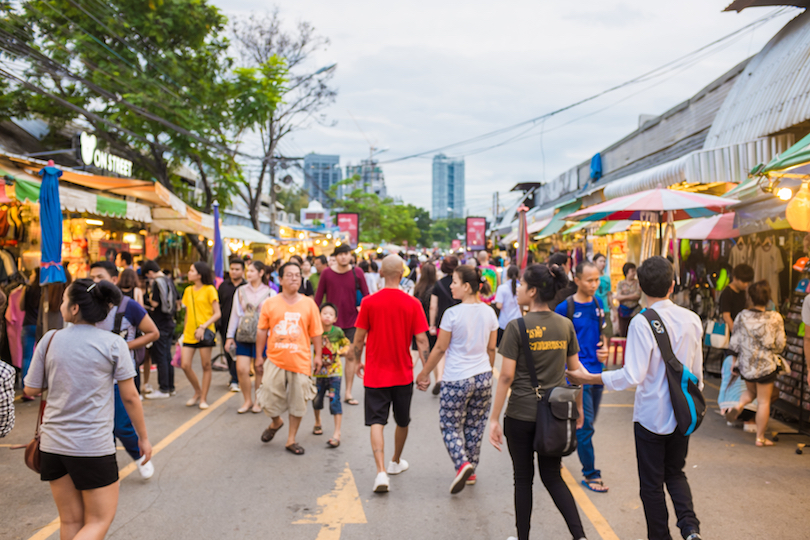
439,371,493,470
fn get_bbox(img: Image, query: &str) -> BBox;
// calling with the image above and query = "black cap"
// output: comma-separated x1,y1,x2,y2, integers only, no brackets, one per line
333,244,352,255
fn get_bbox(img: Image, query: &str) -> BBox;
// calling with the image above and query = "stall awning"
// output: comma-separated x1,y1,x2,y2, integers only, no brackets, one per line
151,206,214,238
8,174,152,223
594,221,634,236
534,200,582,239
220,224,278,245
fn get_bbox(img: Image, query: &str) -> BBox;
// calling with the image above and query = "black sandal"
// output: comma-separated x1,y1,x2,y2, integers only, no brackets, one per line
285,443,305,455
313,425,323,435
260,422,283,443
344,398,359,406
327,438,340,448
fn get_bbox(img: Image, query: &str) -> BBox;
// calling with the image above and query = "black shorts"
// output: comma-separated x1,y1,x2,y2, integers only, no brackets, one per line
40,451,118,490
364,384,413,427
341,326,357,344
183,341,214,349
742,370,779,384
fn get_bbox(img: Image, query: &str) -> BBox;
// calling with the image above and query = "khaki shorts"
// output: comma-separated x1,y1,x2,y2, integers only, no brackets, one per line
257,363,315,418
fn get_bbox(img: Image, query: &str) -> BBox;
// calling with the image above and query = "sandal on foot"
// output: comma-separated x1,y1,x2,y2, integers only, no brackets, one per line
756,437,774,447
344,398,359,406
327,438,340,448
313,425,323,435
261,422,284,443
286,443,305,455
582,478,609,493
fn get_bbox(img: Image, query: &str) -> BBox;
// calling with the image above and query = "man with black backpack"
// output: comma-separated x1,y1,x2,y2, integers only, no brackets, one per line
142,259,180,400
567,256,703,540
555,261,610,494
90,261,160,479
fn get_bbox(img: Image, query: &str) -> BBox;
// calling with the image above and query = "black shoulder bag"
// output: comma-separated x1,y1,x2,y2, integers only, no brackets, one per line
640,308,706,436
517,318,580,457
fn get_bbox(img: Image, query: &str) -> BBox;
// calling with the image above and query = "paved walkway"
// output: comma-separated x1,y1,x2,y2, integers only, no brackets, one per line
2,354,809,540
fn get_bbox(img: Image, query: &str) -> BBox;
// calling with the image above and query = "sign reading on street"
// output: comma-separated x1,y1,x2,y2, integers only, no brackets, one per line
336,212,359,249
466,216,486,251
79,131,134,177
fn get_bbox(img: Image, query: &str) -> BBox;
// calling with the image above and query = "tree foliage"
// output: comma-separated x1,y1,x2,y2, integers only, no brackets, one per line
429,218,466,246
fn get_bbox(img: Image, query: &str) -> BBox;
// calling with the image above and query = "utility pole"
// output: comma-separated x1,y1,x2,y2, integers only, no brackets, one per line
492,191,499,220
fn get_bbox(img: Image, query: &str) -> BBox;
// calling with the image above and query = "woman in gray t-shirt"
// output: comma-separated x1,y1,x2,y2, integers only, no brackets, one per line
24,279,151,539
488,263,587,540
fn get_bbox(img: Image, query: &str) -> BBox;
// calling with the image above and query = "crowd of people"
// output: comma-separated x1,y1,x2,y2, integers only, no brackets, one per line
4,243,766,540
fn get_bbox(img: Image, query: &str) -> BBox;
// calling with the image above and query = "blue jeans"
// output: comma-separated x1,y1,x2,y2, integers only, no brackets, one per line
22,324,37,381
114,384,141,461
313,377,342,415
576,384,603,480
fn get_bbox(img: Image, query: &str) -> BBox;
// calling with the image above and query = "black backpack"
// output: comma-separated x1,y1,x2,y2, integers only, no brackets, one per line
112,296,146,367
640,308,706,436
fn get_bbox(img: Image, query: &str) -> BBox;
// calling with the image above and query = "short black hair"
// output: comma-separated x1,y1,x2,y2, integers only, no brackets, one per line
142,259,161,275
548,252,570,267
732,264,754,283
622,262,636,277
119,252,133,266
229,258,245,269
90,260,118,279
279,261,301,279
575,261,597,277
593,253,606,263
315,255,327,265
636,256,674,298
320,302,338,317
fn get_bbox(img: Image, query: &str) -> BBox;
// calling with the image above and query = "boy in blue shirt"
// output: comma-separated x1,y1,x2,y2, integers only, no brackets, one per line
555,260,609,493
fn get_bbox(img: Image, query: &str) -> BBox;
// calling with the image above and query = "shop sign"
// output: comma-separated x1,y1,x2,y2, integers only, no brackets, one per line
79,132,134,177
336,212,359,249
466,217,487,251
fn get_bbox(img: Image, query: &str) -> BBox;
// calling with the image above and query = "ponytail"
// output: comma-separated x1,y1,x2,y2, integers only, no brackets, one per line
522,263,568,303
507,265,519,296
68,278,122,323
454,266,481,294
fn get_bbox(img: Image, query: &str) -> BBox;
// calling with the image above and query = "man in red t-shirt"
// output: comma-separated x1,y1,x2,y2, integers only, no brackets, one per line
354,255,430,494
314,244,370,405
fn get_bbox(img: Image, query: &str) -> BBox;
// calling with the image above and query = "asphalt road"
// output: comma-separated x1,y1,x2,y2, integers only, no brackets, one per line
2,353,810,540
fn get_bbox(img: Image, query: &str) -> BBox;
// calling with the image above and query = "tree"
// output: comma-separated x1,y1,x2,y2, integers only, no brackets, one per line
276,184,310,217
328,178,419,245
231,9,337,232
0,0,248,214
428,218,466,246
404,204,432,246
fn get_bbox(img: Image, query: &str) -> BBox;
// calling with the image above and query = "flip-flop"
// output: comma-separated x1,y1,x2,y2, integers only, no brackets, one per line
261,422,284,443
344,398,359,406
581,479,609,493
285,443,305,455
313,425,324,435
327,439,340,448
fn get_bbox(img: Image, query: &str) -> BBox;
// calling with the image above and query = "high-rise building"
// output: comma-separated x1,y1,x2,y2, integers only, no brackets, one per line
303,153,342,207
432,154,465,219
343,160,387,198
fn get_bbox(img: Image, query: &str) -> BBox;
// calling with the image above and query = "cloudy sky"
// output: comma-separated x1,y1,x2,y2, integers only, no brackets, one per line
213,0,800,216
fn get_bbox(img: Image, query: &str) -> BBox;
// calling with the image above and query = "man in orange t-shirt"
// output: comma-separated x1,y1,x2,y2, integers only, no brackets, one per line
256,262,323,456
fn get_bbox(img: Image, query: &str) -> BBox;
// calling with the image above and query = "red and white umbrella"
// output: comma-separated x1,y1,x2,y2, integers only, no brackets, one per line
569,188,737,222
676,213,739,240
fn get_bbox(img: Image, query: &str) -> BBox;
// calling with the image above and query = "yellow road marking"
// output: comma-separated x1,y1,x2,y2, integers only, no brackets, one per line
293,463,366,539
27,390,237,540
561,465,621,540
704,380,720,391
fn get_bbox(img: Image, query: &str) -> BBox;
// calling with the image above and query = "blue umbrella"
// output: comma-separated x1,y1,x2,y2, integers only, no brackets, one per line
212,201,223,283
38,164,66,285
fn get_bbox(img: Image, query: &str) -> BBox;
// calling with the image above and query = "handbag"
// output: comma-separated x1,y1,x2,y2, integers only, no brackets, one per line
353,267,364,307
703,319,730,349
641,309,706,436
775,354,791,376
190,287,216,346
517,318,580,457
235,287,269,343
25,331,58,473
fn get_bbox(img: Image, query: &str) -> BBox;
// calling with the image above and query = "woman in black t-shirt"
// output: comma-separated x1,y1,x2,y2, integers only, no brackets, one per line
428,256,461,394
489,263,587,540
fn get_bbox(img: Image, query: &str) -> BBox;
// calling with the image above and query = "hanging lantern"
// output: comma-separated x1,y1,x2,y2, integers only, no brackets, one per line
786,181,810,231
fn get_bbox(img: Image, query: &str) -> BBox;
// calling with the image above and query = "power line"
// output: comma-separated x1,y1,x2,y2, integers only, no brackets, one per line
378,7,790,165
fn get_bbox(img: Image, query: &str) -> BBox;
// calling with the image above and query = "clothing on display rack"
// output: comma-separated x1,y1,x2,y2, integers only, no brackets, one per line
729,241,752,269
4,284,23,368
753,241,784,306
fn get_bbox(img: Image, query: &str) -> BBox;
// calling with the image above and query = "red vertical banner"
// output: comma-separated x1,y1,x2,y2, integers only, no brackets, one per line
451,239,462,251
336,212,359,249
466,217,486,251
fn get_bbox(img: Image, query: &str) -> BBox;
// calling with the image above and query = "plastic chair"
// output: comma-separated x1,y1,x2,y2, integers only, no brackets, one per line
609,337,626,367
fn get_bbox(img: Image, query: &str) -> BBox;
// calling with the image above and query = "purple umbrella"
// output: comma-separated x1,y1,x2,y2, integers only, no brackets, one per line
38,163,66,285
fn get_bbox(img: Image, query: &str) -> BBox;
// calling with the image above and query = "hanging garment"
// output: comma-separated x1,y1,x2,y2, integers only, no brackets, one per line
5,285,23,368
728,242,751,269
753,245,784,305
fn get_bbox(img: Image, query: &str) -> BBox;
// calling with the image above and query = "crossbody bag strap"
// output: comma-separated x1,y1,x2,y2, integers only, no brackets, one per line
640,308,676,362
35,330,59,436
517,318,541,395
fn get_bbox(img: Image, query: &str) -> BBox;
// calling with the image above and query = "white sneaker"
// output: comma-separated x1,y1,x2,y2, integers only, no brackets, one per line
136,456,154,479
387,459,409,475
144,383,154,394
373,472,390,493
229,382,240,393
145,390,170,399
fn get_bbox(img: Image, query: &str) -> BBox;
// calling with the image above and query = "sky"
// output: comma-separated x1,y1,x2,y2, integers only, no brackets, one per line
211,0,801,217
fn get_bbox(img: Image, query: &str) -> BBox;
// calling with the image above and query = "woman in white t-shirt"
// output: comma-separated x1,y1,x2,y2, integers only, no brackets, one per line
417,265,498,495
494,265,521,346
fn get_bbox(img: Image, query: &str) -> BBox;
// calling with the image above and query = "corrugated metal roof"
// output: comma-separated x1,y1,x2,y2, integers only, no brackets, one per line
724,1,810,13
705,10,810,148
603,135,794,199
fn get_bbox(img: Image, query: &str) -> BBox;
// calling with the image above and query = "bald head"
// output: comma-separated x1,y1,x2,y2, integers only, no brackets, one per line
380,254,405,280
477,251,489,263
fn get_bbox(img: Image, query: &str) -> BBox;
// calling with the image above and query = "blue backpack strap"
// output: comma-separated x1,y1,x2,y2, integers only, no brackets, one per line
113,295,131,336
